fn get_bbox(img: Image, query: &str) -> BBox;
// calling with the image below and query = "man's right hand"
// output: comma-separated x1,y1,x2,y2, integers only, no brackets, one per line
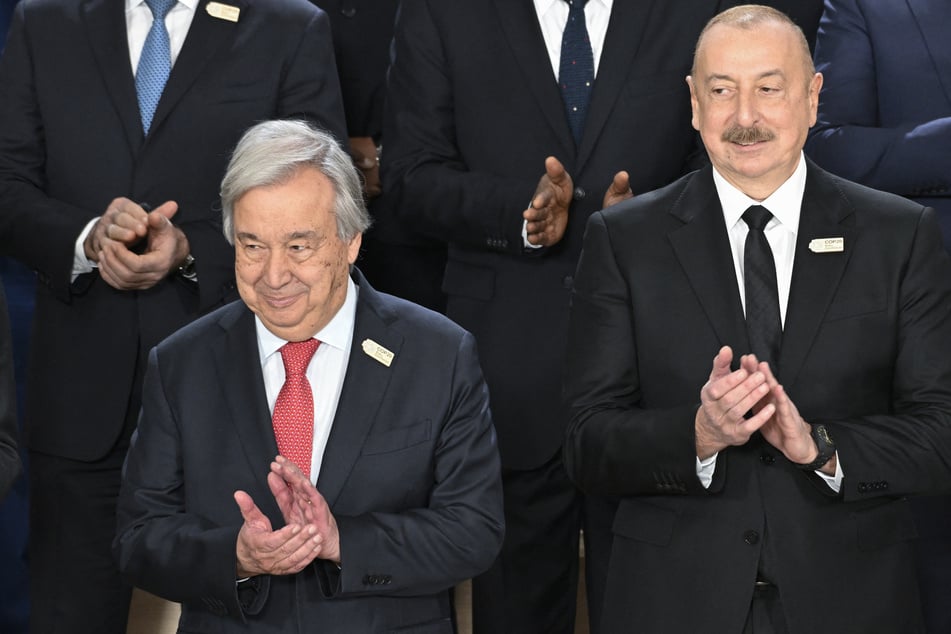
523,156,573,247
233,490,321,578
694,346,774,459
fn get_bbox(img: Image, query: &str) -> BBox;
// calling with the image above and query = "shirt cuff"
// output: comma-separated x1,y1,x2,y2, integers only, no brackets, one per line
72,217,100,282
696,452,718,489
815,451,843,492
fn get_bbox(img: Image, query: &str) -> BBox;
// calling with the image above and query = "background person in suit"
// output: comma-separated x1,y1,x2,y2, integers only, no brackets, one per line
805,0,951,252
565,5,951,632
114,119,504,632
0,281,19,501
0,0,345,630
804,2,951,629
382,2,725,631
317,0,448,313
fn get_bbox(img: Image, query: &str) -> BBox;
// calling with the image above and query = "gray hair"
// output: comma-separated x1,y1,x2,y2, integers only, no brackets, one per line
692,4,815,80
220,120,371,244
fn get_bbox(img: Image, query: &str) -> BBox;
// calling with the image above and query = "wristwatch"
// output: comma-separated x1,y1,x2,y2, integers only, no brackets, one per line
794,424,835,470
177,253,198,282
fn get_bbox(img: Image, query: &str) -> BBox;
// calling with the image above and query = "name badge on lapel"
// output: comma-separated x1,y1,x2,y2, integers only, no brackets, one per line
362,339,395,367
206,2,240,22
808,237,844,253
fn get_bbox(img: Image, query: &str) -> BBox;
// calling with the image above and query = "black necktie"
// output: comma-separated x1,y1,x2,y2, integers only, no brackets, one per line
742,205,782,367
559,0,593,143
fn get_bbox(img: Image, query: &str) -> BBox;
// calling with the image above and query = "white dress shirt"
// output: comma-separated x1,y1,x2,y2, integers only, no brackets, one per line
697,154,843,491
72,0,198,279
256,277,358,484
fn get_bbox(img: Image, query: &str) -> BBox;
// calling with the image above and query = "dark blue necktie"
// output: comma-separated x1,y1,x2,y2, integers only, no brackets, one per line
136,0,177,134
559,0,593,143
742,205,782,367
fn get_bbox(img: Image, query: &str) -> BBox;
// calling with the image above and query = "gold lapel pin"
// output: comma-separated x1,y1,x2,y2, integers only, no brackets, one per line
206,2,240,22
362,339,395,367
808,237,844,253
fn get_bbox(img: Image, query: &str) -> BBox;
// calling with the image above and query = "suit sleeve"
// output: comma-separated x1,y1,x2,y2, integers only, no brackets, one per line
563,212,714,497
0,283,21,500
382,0,538,254
805,0,951,197
114,348,250,620
326,331,505,597
0,4,101,300
828,208,951,501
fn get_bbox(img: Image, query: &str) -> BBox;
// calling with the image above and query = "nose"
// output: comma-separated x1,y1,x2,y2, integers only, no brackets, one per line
735,89,759,128
262,249,292,288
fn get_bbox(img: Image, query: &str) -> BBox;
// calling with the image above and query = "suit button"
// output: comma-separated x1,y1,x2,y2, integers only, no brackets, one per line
573,186,586,201
340,7,356,18
562,275,573,289
743,530,760,545
858,483,869,493
760,453,775,465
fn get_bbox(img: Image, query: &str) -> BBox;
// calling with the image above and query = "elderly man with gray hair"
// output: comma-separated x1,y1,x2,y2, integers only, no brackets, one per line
114,119,504,633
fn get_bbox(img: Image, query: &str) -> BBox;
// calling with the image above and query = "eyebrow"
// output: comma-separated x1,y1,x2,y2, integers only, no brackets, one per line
235,230,320,242
706,69,785,84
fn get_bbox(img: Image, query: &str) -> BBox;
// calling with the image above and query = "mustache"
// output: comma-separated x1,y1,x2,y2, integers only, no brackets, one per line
722,125,775,144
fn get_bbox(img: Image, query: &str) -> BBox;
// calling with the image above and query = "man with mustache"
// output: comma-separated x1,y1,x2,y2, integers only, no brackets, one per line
564,4,951,632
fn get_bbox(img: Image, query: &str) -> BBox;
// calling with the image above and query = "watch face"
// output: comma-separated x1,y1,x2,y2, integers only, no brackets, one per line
816,425,833,447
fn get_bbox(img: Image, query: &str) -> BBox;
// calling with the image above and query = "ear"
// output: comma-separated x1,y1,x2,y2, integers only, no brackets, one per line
807,72,823,127
686,76,701,132
347,232,362,265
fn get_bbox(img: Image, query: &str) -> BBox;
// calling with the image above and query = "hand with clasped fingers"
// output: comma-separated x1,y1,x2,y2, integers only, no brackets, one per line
83,197,190,291
232,456,341,579
694,347,834,474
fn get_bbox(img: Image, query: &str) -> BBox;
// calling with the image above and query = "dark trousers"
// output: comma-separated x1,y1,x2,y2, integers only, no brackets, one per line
29,447,133,634
470,452,614,634
28,384,140,634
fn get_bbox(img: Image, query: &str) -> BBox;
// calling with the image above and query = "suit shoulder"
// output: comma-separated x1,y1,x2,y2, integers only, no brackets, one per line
372,291,472,344
599,170,698,229
154,300,247,354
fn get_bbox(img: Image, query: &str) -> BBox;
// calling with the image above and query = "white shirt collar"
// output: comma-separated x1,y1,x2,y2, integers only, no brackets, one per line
126,0,198,11
713,153,807,236
533,0,614,17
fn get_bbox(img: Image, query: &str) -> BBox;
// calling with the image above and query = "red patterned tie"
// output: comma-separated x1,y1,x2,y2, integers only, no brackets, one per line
272,339,320,478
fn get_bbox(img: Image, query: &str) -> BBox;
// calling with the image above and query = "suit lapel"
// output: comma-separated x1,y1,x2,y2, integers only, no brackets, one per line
906,0,951,108
779,162,856,387
667,168,749,356
212,304,281,510
493,0,575,157
148,0,246,139
316,271,403,508
575,0,655,169
82,0,144,152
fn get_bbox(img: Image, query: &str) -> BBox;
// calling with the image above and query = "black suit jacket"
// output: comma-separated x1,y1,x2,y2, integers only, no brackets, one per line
0,0,345,460
318,0,399,139
564,161,951,633
384,0,723,469
115,270,504,632
0,281,20,499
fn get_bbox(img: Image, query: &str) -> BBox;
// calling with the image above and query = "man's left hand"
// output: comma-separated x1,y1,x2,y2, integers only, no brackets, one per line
270,456,341,564
741,355,836,474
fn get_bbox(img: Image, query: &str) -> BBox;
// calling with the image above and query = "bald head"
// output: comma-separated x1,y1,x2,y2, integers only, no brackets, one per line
692,4,814,82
